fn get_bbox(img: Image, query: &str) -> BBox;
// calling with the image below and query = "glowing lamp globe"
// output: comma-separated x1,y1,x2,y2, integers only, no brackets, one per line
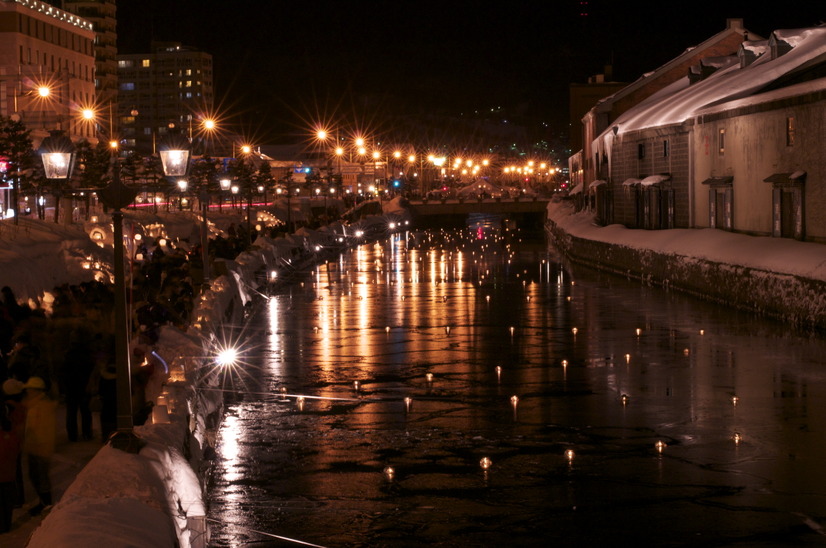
158,130,191,178
38,130,76,180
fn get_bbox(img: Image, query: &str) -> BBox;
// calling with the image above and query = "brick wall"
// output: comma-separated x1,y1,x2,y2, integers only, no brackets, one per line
608,126,691,228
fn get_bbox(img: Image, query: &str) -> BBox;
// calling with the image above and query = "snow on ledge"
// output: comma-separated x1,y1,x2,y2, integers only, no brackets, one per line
547,200,826,282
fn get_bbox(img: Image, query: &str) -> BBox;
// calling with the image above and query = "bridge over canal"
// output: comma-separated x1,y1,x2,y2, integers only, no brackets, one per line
406,196,551,229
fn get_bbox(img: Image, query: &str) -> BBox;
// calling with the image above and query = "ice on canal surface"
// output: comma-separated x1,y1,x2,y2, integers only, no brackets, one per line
207,228,826,547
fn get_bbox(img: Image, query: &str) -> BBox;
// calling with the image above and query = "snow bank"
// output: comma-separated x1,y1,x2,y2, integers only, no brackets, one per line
547,200,826,326
548,201,826,281
22,213,335,548
0,218,113,304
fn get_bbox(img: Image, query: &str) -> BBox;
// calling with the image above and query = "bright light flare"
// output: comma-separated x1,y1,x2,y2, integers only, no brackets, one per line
216,347,239,367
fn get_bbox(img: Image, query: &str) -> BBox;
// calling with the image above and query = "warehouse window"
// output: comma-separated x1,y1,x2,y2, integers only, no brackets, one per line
786,117,795,146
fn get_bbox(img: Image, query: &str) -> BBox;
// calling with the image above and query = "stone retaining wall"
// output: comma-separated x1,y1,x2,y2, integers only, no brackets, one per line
546,220,826,329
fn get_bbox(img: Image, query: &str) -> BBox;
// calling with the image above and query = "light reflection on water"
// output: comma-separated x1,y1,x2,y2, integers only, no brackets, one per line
208,227,826,547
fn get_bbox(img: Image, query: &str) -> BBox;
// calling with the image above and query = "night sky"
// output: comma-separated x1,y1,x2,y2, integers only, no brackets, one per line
116,1,825,146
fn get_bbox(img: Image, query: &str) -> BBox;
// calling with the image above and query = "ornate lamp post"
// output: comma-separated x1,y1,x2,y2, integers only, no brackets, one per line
97,159,139,452
97,132,190,452
161,133,204,284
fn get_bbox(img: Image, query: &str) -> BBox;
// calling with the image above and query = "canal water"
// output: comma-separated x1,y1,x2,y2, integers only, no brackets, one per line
206,226,826,547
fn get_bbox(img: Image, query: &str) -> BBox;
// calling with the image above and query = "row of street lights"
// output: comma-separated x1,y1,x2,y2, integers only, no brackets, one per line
314,129,563,195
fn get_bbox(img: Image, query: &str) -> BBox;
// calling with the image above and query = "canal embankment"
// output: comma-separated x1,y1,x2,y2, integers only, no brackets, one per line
546,200,826,329
22,221,357,548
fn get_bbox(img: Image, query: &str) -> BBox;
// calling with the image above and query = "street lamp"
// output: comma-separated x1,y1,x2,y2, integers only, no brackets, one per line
96,159,138,452
38,129,75,180
98,130,191,452
219,177,231,211
38,130,76,223
159,128,191,179
334,146,344,188
176,179,188,211
201,118,217,156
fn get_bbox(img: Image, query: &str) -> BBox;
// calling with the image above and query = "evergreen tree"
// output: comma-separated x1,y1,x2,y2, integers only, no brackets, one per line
75,139,113,190
253,161,275,203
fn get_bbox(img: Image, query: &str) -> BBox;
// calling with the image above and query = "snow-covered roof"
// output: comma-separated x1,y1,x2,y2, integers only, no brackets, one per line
592,19,751,113
569,182,584,195
604,26,826,139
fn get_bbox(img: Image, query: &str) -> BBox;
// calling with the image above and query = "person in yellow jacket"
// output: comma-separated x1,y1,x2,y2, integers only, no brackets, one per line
21,376,56,516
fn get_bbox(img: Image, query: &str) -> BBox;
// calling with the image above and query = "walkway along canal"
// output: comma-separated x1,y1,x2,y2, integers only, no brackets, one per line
205,225,826,546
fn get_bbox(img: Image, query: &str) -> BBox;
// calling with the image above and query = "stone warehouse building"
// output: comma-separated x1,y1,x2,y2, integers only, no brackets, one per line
572,20,826,243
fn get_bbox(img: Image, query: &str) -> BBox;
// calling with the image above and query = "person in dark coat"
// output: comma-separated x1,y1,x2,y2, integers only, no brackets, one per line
0,401,21,532
61,333,95,441
93,334,117,443
6,331,40,383
2,379,25,510
1,286,29,326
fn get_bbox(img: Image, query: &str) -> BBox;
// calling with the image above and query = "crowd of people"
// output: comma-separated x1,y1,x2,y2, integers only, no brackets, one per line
0,217,262,529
